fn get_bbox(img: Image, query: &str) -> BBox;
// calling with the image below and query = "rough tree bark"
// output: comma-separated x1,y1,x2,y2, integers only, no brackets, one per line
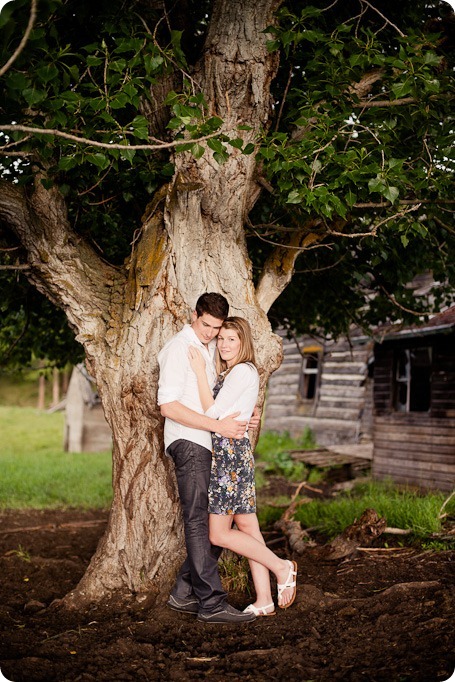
0,0,290,607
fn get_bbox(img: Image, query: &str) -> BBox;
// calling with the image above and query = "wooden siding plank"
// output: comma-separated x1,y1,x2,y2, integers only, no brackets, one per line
375,416,455,430
374,442,455,461
373,454,455,477
373,430,455,445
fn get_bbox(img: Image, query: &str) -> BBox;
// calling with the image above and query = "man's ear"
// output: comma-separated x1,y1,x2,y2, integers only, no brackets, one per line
191,310,198,324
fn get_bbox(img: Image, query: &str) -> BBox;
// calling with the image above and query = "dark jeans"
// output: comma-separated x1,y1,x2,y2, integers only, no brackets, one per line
167,439,227,613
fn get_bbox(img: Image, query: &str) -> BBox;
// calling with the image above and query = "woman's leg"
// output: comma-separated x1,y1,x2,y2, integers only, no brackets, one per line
234,514,273,609
209,513,295,606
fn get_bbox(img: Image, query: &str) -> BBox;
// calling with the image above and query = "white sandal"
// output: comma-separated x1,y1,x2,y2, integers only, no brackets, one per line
243,602,276,617
277,560,297,609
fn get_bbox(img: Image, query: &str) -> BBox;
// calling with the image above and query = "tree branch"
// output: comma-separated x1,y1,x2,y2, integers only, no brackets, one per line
0,177,125,345
0,0,38,78
0,124,221,153
379,285,431,316
255,219,325,312
360,0,405,38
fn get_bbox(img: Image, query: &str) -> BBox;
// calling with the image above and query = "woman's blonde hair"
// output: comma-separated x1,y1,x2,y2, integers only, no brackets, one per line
216,316,256,375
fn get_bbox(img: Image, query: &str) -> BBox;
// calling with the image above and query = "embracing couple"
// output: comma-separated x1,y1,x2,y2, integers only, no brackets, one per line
158,293,298,624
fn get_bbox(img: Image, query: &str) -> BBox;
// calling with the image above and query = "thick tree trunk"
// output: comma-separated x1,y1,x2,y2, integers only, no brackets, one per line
0,0,289,607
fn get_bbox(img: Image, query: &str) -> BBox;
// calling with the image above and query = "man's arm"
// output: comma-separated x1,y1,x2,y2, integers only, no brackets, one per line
160,401,247,439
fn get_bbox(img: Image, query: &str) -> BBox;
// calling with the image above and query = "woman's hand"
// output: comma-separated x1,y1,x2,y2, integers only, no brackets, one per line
188,346,206,376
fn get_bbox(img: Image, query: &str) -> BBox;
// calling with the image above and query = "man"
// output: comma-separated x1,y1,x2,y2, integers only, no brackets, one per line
158,293,258,624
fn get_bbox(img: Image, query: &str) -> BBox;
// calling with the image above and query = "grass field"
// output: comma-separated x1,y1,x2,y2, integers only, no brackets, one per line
0,406,112,509
1,407,453,548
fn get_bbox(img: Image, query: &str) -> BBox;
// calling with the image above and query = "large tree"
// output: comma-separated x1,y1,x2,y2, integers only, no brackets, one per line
0,0,453,607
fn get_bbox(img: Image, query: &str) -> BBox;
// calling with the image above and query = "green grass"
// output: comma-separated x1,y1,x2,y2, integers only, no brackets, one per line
293,480,454,540
257,478,455,544
0,371,42,407
0,406,112,509
255,429,316,482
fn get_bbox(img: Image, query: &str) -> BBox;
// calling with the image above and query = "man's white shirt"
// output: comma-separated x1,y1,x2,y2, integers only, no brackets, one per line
158,324,217,452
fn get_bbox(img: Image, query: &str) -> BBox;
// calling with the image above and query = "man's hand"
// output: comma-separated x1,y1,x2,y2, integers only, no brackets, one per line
217,412,248,439
248,405,261,430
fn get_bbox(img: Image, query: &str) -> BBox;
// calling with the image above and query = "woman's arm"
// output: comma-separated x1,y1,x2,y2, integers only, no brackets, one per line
188,346,215,412
206,364,259,420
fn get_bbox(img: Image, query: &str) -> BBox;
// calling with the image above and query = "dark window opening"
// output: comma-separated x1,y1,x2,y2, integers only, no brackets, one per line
299,352,320,401
393,347,432,412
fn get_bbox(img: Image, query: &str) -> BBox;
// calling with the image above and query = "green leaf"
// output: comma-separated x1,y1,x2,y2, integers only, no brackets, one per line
207,138,226,154
368,177,386,194
205,116,223,132
164,91,179,106
119,147,136,163
36,64,59,84
145,54,164,73
170,30,187,66
166,117,183,130
130,115,149,141
174,143,193,153
411,221,428,238
266,40,280,53
87,153,110,170
110,92,129,109
110,59,127,73
242,143,256,155
58,156,78,171
391,81,413,99
382,186,399,203
22,87,47,106
286,189,301,204
387,158,404,171
191,143,205,159
86,55,103,66
345,190,357,207
228,138,244,150
213,151,228,165
424,51,442,67
161,163,175,177
6,72,30,91
400,233,409,248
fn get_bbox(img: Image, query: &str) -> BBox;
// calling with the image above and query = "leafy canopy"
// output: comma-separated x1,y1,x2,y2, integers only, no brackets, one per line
0,0,454,366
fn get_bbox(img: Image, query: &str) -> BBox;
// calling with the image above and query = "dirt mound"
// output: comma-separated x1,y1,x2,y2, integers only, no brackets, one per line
0,509,454,681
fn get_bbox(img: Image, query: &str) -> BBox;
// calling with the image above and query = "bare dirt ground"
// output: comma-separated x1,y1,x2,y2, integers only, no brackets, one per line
0,504,454,682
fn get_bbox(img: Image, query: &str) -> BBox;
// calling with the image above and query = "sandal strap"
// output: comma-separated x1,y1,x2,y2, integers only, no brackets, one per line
277,561,297,595
244,603,275,615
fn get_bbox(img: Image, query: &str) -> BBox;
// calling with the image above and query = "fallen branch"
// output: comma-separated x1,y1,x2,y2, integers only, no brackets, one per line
383,526,412,535
282,481,315,522
272,480,324,553
438,490,455,520
322,508,387,560
357,546,411,552
0,520,107,535
274,518,315,555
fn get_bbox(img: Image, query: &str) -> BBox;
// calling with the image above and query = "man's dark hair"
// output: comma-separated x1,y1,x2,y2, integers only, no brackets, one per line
195,292,229,320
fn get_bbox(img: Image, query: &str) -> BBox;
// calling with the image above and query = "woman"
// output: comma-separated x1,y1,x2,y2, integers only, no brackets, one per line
188,316,297,615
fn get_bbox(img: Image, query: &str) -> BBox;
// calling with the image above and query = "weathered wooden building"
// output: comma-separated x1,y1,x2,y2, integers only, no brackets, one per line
64,364,112,453
264,330,374,445
372,306,455,491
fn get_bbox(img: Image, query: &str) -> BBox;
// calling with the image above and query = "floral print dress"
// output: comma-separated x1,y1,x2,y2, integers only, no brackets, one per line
208,375,256,515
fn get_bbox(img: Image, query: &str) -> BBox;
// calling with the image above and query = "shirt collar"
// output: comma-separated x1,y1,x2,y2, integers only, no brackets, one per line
182,324,217,352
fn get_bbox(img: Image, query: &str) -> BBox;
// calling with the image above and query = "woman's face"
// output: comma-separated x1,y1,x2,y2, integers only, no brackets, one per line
217,328,241,367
